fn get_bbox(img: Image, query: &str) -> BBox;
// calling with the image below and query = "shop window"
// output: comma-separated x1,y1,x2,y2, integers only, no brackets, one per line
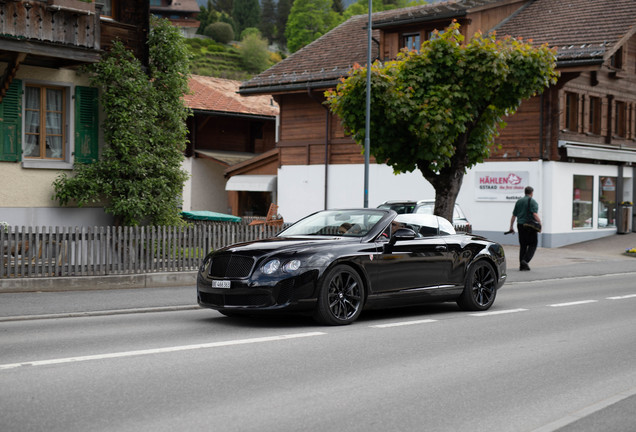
615,101,627,138
572,175,593,228
589,96,602,135
599,176,617,228
565,92,578,131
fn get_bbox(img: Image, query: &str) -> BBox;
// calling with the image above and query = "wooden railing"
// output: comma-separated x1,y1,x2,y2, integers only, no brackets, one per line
1,223,284,279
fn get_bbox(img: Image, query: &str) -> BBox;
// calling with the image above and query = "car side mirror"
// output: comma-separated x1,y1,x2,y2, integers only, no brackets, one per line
389,228,416,245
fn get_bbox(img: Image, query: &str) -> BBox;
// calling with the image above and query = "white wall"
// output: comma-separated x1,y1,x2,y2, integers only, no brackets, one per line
182,157,230,213
278,161,634,247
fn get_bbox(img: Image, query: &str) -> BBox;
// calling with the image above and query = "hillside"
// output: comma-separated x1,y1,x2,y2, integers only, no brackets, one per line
186,37,255,81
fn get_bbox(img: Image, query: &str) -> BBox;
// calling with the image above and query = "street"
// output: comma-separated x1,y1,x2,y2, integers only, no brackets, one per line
1,273,636,432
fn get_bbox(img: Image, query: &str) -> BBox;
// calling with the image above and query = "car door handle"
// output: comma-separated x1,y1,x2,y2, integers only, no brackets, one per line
435,245,447,252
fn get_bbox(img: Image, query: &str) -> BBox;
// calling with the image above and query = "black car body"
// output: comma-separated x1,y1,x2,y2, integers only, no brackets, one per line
197,209,506,325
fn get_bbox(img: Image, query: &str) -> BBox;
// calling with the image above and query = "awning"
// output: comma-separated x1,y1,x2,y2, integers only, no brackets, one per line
194,150,256,166
181,211,241,222
559,141,636,163
225,175,277,192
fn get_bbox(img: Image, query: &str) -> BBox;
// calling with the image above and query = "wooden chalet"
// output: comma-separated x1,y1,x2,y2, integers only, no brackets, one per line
238,0,636,247
183,75,279,217
149,0,200,38
0,0,149,227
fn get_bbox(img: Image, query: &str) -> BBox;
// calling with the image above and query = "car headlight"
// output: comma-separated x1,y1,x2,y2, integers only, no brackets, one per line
262,259,281,275
283,259,301,273
200,255,212,273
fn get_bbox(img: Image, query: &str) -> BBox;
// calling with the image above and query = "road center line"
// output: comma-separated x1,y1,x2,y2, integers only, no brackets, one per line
606,294,636,300
470,308,528,316
370,319,437,328
0,332,326,371
548,300,598,307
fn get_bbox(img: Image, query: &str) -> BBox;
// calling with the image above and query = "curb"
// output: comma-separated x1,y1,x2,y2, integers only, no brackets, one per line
0,271,197,293
0,305,201,323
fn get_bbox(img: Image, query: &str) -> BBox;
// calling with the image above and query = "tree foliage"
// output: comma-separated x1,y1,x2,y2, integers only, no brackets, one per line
52,17,191,226
285,0,342,53
239,32,272,73
259,0,277,44
205,21,235,43
325,22,558,221
232,0,260,37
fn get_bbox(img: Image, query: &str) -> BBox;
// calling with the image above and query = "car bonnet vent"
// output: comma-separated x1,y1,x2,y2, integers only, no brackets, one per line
210,254,254,278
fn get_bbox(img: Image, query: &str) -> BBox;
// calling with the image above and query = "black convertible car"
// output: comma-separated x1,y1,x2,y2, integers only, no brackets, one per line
197,209,506,325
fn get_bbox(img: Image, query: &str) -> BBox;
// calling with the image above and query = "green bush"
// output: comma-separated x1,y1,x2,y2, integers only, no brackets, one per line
204,22,235,44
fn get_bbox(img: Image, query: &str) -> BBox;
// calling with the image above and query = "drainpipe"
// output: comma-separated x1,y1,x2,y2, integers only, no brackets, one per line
308,88,330,209
539,93,544,159
617,164,624,232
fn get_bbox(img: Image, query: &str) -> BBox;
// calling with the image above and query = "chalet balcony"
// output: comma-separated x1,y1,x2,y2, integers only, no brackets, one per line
0,0,104,69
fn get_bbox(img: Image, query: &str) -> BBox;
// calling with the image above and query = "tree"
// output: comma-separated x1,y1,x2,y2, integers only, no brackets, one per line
325,22,558,221
196,1,220,35
52,17,191,226
211,0,233,15
232,0,260,37
275,0,293,50
259,0,277,44
239,32,271,73
205,21,235,43
285,0,343,53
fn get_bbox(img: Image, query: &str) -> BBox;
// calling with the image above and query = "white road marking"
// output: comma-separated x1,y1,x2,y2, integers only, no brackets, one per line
606,294,636,300
370,319,437,328
549,300,598,307
0,332,326,371
470,308,528,316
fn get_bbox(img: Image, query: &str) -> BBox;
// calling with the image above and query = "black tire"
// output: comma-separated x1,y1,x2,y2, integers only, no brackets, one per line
313,265,364,325
457,260,497,311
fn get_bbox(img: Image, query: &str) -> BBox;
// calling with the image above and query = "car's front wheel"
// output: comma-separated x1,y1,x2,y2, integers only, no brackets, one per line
457,260,497,311
314,265,364,325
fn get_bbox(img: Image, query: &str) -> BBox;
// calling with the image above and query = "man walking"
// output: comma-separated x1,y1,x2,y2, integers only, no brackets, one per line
509,186,541,271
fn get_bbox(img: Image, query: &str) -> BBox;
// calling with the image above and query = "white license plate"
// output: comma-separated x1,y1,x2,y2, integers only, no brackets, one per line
211,280,231,289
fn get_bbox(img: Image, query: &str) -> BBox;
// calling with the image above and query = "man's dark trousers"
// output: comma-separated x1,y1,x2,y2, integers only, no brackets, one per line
517,224,538,267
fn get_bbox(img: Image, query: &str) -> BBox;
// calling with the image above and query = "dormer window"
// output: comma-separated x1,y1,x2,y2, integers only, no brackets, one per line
609,47,623,70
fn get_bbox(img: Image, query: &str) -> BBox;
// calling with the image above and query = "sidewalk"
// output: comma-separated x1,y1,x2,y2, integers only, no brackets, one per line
503,232,636,282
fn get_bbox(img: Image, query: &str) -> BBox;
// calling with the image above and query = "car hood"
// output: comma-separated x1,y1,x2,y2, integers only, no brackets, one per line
218,236,358,256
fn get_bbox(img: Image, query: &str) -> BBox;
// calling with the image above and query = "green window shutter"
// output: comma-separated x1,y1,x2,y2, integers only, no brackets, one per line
74,86,99,164
0,79,22,162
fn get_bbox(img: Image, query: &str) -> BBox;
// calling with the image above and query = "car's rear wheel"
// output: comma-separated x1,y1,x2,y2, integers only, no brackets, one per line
457,260,497,311
314,265,364,325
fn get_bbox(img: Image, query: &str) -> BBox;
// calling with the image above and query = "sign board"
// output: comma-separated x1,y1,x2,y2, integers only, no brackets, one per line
475,171,529,201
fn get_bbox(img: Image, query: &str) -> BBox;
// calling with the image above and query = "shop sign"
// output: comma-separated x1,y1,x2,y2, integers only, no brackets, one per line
475,171,529,201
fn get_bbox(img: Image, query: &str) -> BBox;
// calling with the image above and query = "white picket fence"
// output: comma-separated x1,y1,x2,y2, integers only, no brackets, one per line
1,223,285,278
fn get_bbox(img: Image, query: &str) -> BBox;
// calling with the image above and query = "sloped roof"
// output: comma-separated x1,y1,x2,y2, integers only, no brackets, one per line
240,0,636,94
150,0,200,13
493,0,636,65
239,0,514,94
186,75,278,117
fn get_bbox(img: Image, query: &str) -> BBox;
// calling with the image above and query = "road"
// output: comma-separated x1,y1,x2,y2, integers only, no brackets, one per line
1,273,636,432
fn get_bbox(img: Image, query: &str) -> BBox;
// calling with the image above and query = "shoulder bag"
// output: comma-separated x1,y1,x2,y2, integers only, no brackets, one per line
523,196,542,232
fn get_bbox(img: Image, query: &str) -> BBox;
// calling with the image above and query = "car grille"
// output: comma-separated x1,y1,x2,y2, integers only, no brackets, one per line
199,292,272,307
209,254,255,278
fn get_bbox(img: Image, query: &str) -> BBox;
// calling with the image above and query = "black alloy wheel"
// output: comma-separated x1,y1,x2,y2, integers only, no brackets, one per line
314,265,364,325
457,260,497,311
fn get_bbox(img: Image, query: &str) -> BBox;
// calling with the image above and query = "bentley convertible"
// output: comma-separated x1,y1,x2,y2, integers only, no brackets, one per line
197,208,507,325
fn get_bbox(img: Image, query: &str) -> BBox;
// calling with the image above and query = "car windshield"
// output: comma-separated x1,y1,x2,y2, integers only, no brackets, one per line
278,209,386,237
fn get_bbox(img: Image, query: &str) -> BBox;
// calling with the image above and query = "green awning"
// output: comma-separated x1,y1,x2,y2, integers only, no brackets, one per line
181,211,241,222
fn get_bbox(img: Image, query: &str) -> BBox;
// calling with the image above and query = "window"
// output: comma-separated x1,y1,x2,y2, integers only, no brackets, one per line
609,47,623,69
0,81,99,166
572,175,593,228
565,92,578,131
402,33,421,52
24,85,66,160
96,0,114,18
599,177,617,228
589,96,602,135
615,100,627,138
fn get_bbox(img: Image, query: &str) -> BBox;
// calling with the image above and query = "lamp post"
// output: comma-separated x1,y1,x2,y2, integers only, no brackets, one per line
363,0,372,207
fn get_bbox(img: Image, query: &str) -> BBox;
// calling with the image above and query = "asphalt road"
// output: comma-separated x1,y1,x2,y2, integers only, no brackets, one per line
1,272,636,431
